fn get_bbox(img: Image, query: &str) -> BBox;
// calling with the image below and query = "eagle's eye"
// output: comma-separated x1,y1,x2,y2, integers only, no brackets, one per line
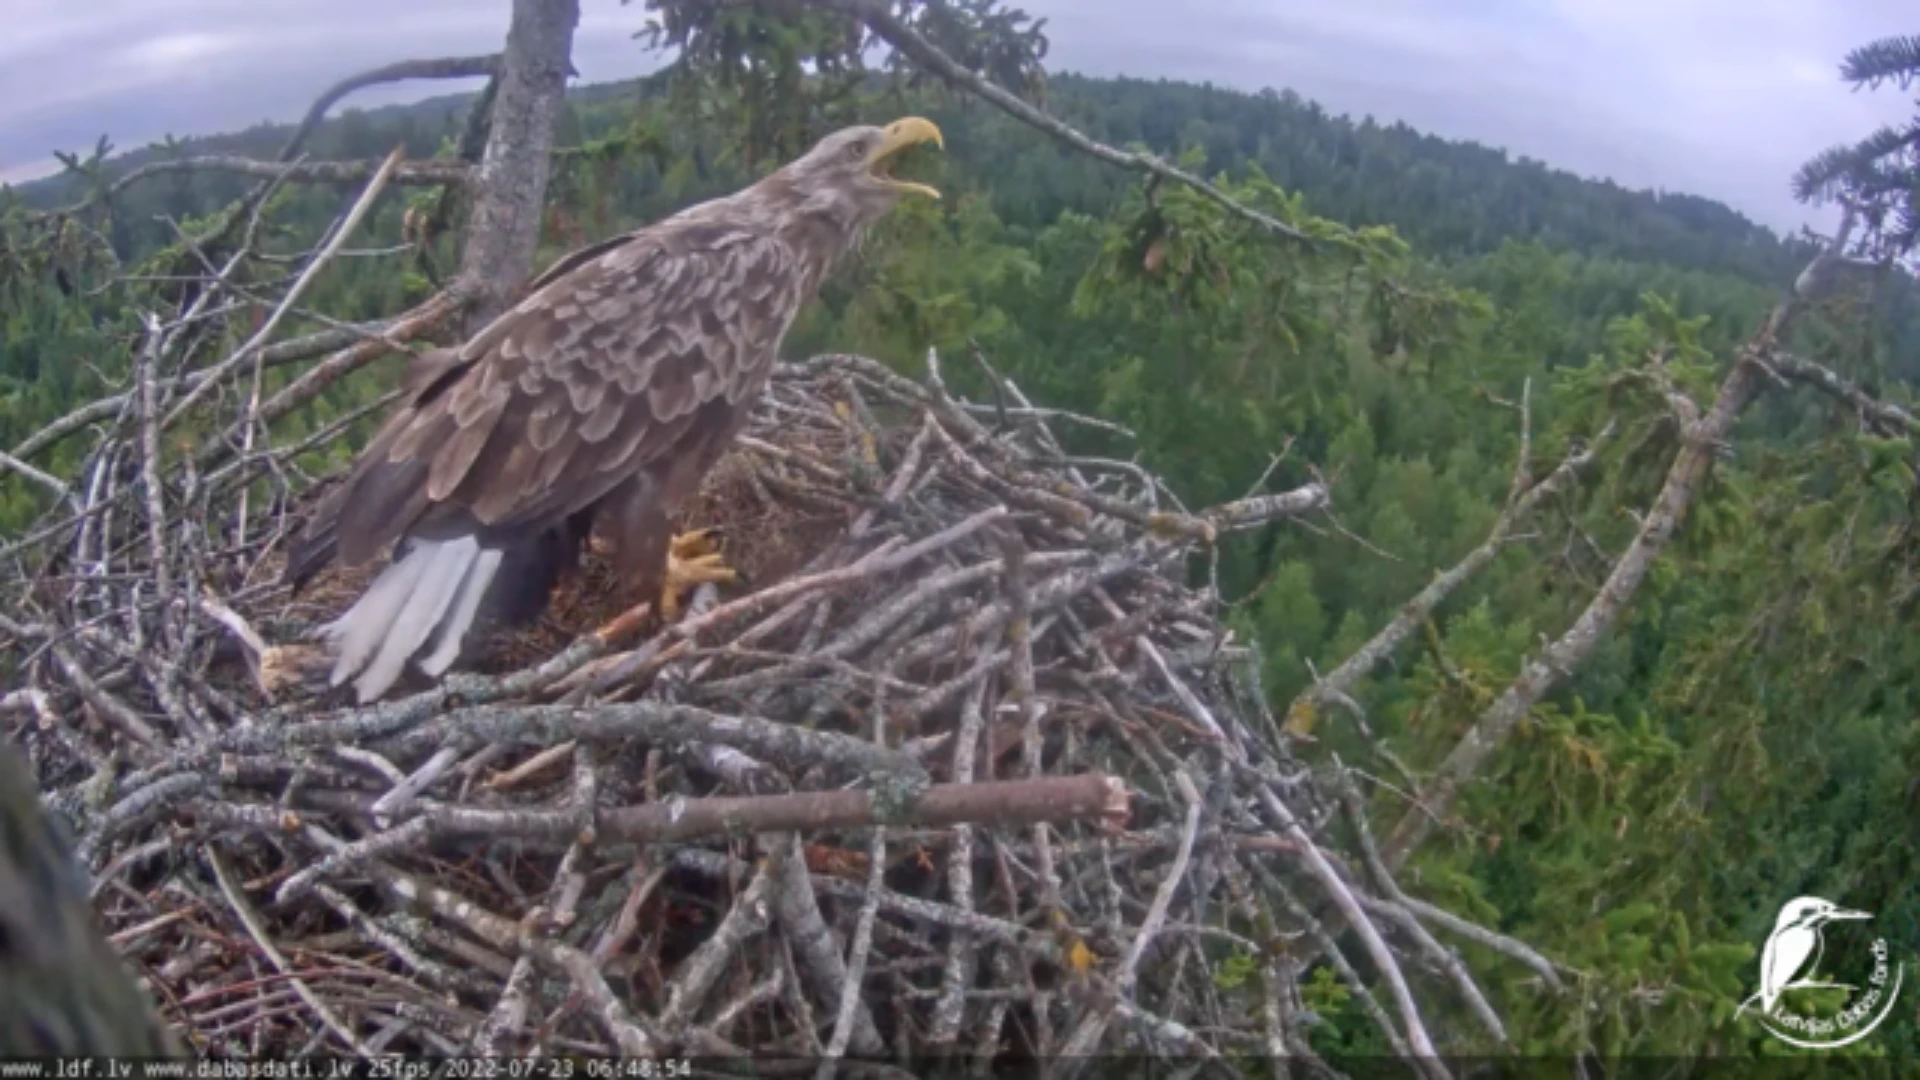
845,140,868,161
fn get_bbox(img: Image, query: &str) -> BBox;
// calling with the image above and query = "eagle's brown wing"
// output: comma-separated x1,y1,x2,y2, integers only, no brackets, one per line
291,221,797,583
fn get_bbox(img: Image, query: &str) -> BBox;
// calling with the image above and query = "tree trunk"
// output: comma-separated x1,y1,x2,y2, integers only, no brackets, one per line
457,0,580,332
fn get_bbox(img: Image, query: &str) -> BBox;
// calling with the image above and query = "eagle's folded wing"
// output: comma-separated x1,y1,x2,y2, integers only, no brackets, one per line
317,225,794,569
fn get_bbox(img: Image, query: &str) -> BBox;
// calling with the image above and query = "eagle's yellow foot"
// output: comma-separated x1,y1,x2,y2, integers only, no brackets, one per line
660,529,738,622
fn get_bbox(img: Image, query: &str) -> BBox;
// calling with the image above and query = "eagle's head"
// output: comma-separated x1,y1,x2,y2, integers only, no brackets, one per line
768,117,945,229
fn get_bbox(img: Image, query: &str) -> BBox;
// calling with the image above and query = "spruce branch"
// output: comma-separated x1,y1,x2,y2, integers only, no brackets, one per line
1839,33,1920,91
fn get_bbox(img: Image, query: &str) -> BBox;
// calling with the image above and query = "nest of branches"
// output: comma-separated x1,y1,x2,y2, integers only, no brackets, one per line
1,279,1560,1067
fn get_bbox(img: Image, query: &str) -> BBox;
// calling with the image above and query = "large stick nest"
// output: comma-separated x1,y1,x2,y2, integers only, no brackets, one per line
2,300,1551,1068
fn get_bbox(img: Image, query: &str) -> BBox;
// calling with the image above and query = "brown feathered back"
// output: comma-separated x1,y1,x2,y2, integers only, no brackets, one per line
343,226,796,559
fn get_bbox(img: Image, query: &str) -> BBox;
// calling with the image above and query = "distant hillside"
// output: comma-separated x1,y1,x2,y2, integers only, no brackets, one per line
10,70,1817,290
959,75,1815,286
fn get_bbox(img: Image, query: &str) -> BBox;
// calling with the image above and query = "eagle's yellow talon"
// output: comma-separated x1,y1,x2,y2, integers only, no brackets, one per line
659,531,739,621
670,529,720,560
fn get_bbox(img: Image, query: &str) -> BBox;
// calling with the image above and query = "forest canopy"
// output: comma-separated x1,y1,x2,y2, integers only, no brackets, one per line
2,0,1919,1065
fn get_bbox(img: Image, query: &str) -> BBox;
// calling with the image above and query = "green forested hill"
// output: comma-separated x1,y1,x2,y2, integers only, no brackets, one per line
20,66,1907,386
4,57,1919,1062
10,70,1819,283
958,75,1818,283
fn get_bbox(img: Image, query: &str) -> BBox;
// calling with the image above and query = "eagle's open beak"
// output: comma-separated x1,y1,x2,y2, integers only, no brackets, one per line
868,117,944,200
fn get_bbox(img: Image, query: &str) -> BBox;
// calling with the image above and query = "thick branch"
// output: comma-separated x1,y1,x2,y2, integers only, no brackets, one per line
599,772,1127,841
280,55,502,163
276,774,1127,903
1768,350,1920,436
0,447,73,507
1383,368,1755,868
1203,481,1331,534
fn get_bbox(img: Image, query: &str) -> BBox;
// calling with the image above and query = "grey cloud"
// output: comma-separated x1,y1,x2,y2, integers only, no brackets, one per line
1028,0,1915,234
0,1,658,182
2,0,1913,237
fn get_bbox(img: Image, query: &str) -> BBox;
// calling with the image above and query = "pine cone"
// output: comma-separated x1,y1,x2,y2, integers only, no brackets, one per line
0,743,183,1055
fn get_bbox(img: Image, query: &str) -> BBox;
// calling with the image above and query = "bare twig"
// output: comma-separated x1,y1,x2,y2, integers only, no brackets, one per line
234,145,410,546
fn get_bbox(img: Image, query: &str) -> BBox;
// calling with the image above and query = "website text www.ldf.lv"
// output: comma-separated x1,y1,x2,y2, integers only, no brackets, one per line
1,1064,192,1080
0,1062,343,1080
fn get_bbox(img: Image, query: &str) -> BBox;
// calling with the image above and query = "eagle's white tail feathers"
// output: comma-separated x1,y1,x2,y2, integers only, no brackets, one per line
322,550,431,683
320,537,499,703
355,537,481,702
419,548,503,678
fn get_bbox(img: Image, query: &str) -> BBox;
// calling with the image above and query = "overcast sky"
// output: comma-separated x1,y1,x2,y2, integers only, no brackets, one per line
1,0,1911,237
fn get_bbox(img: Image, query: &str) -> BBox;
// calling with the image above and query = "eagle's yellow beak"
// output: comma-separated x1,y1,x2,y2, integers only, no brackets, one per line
868,117,944,200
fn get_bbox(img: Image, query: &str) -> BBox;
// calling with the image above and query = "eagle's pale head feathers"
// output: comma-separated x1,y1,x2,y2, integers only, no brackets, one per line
759,117,945,230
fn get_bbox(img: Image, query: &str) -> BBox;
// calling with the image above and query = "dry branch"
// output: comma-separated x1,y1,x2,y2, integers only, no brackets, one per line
4,320,411,469
1293,409,1614,726
1768,349,1920,436
281,55,502,164
1381,210,1861,869
818,0,1318,247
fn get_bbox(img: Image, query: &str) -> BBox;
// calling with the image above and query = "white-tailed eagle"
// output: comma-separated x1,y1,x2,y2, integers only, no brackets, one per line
285,118,945,702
